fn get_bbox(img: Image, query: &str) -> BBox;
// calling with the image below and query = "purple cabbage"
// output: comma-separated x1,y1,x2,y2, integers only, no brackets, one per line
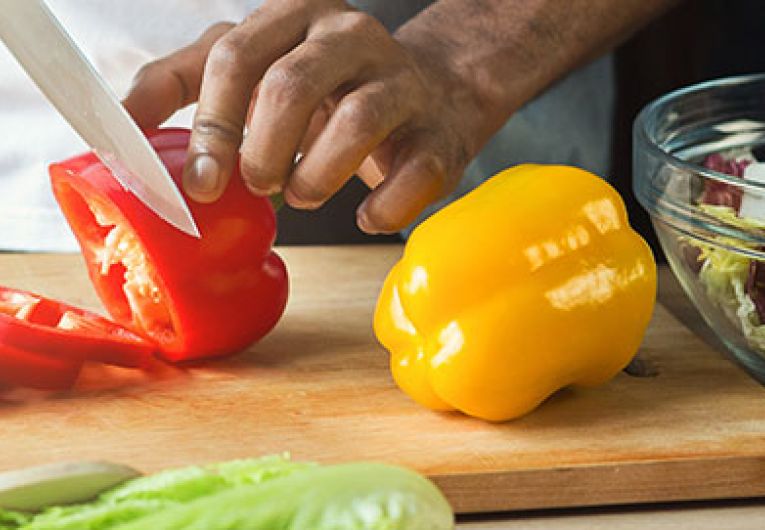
700,151,765,323
699,153,750,211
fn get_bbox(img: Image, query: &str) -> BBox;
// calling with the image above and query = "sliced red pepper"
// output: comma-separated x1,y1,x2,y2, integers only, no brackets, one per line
0,128,286,390
49,128,288,362
0,343,81,391
0,286,154,368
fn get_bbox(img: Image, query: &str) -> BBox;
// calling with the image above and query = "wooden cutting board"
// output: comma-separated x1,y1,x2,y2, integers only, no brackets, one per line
1,246,764,514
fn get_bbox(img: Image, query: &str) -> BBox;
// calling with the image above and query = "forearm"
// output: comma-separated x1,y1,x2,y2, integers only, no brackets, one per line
396,0,680,140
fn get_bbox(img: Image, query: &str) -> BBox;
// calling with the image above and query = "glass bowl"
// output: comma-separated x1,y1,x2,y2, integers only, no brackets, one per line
634,73,765,383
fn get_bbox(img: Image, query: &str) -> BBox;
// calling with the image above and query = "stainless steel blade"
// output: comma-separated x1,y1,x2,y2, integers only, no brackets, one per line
0,0,200,238
0,461,141,512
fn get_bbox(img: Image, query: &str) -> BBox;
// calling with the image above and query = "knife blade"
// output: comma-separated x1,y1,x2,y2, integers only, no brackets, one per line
0,461,141,512
0,0,200,238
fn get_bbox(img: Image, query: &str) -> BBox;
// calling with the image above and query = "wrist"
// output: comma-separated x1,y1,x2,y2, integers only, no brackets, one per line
394,14,540,160
394,33,504,163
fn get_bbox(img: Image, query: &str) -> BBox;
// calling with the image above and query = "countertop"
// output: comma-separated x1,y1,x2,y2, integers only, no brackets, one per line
0,249,763,527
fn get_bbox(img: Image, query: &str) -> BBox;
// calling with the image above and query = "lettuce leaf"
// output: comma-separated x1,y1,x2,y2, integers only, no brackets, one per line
11,456,453,530
113,463,453,530
689,205,765,349
698,204,765,231
0,509,29,530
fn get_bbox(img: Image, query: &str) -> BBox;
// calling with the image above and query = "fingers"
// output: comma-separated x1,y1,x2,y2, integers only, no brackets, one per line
239,36,368,196
124,1,470,226
184,5,310,202
123,22,233,130
299,99,335,155
284,80,408,208
357,136,457,234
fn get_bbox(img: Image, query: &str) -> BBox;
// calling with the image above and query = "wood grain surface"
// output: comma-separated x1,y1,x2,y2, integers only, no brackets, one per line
0,246,764,514
459,501,765,529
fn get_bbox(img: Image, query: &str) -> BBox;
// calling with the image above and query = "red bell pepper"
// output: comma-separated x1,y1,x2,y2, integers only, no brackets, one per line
49,128,288,363
0,286,154,369
0,128,287,390
0,343,81,391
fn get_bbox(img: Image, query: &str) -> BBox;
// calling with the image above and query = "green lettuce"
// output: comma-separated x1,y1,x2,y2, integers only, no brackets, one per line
0,509,29,530
2,455,453,530
699,203,765,231
114,463,453,530
691,205,765,349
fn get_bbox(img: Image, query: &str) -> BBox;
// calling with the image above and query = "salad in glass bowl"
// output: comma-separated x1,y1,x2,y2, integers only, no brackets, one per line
634,73,765,382
692,149,765,350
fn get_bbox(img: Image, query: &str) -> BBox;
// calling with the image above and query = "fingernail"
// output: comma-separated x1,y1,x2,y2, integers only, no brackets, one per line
357,210,379,235
188,154,219,194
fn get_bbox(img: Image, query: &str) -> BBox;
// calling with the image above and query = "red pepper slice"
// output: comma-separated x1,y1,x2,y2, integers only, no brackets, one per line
0,343,81,391
0,286,154,369
49,128,288,362
0,128,287,390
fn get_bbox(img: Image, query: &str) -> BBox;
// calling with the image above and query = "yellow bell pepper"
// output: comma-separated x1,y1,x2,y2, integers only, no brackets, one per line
374,165,656,422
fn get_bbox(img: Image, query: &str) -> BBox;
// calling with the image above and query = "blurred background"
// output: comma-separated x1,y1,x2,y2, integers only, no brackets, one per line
276,0,765,257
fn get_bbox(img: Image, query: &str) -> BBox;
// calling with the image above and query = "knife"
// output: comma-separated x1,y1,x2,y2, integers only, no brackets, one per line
0,461,141,512
0,0,200,238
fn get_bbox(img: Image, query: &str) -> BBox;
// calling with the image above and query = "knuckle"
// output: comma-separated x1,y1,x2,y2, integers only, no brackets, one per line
207,34,250,73
337,11,384,38
260,62,316,107
240,5,266,24
335,95,381,141
336,95,365,121
192,114,243,145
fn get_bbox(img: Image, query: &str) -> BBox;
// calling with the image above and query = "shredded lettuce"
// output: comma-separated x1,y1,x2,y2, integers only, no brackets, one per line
698,203,765,231
690,205,765,350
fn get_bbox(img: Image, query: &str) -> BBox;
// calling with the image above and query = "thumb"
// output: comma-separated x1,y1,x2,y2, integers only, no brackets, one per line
122,22,233,130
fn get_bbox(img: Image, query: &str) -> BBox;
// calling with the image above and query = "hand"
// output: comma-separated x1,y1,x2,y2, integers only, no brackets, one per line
123,0,488,234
